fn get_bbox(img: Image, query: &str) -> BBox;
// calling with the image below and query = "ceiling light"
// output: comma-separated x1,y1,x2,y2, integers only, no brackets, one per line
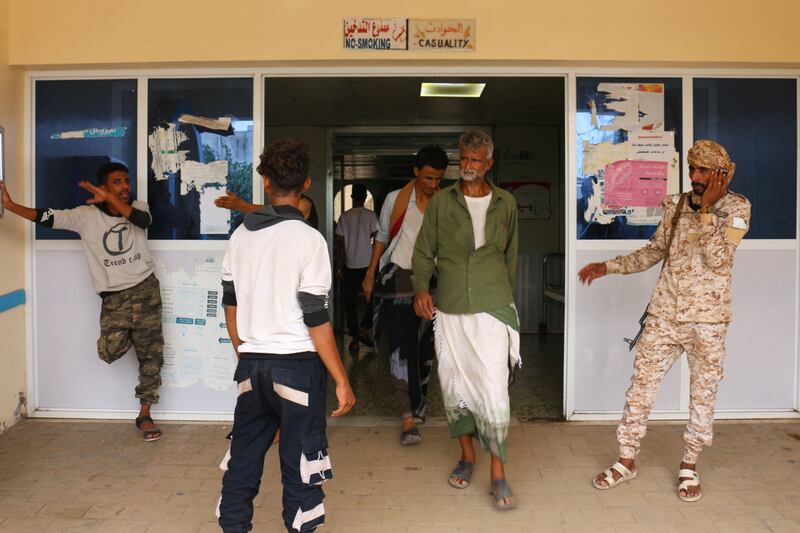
420,82,485,98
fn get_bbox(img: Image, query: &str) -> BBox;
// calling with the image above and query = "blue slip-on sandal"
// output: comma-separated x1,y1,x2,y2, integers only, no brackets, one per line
490,479,516,510
448,460,474,489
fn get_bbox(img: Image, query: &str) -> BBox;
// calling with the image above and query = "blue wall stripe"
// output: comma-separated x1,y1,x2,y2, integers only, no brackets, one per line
0,289,26,313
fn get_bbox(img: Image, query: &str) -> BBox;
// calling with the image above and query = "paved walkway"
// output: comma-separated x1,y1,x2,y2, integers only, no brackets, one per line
1,418,799,532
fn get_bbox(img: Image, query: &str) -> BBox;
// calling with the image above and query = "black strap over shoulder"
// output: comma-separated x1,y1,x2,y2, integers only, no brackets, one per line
664,192,688,265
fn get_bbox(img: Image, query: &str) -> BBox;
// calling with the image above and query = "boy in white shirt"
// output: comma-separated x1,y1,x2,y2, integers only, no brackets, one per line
218,139,355,533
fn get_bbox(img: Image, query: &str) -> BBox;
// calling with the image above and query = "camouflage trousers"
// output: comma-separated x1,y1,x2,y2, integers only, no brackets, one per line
618,315,727,464
97,274,164,406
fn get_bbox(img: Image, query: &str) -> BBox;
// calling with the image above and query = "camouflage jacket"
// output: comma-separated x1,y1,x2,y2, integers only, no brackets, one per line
605,191,751,323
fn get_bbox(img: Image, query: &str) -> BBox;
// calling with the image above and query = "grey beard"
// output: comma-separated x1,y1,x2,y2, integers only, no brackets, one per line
460,170,478,182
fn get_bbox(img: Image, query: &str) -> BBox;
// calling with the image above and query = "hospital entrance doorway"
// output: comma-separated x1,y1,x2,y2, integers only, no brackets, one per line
265,76,565,420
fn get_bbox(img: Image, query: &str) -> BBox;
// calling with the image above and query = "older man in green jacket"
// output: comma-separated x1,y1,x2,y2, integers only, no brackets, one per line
412,130,519,510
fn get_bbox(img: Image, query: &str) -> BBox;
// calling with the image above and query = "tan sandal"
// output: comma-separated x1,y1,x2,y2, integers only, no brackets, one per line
592,461,637,490
678,469,702,502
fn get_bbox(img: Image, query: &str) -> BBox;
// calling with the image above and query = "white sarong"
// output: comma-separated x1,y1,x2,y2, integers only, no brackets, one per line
434,309,521,462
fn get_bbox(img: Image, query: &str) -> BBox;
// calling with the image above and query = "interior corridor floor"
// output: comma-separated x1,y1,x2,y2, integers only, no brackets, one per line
1,418,799,532
331,333,564,421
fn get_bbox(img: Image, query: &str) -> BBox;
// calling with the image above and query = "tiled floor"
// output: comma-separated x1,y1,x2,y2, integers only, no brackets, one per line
336,333,564,420
1,418,799,532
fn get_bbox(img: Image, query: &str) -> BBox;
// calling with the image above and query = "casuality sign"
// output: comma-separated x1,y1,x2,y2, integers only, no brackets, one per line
343,18,408,50
409,19,475,51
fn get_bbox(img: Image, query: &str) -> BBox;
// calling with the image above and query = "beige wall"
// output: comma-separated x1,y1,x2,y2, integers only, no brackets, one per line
0,0,27,432
8,0,800,67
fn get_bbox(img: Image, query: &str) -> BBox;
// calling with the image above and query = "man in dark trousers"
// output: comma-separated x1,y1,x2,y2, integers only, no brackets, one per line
335,183,378,354
218,139,356,533
362,145,448,445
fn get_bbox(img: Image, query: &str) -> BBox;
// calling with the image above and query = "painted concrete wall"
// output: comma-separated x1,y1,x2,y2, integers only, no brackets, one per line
0,0,28,432
8,0,800,67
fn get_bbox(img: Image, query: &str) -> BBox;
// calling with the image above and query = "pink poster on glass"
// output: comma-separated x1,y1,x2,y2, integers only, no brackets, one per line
603,160,668,208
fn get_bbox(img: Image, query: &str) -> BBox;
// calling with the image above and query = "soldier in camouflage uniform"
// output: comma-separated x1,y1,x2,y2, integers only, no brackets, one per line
3,162,164,441
578,140,751,501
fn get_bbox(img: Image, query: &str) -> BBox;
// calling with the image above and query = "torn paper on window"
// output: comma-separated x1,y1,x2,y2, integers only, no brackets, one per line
629,131,675,157
637,85,665,130
583,175,615,225
584,176,665,226
581,133,678,226
178,114,232,132
582,140,632,176
627,132,680,192
625,207,664,226
199,188,229,234
180,160,228,194
181,160,229,235
148,123,189,180
596,83,664,132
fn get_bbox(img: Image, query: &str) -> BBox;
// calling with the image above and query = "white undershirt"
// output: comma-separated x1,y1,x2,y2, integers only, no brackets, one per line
465,193,492,249
390,203,424,269
335,207,379,269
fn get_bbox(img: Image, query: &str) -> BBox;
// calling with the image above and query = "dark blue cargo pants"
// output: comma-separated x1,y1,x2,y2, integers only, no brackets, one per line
219,353,331,532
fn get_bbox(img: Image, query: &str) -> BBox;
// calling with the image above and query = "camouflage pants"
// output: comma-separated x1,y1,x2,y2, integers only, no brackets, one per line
97,274,164,406
618,315,727,464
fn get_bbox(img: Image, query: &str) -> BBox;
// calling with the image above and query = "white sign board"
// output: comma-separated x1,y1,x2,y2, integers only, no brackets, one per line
343,18,408,50
409,19,475,51
156,256,236,391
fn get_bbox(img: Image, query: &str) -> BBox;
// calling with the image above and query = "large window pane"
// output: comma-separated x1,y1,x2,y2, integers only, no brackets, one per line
694,78,797,239
147,78,253,239
576,77,683,240
35,79,137,240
